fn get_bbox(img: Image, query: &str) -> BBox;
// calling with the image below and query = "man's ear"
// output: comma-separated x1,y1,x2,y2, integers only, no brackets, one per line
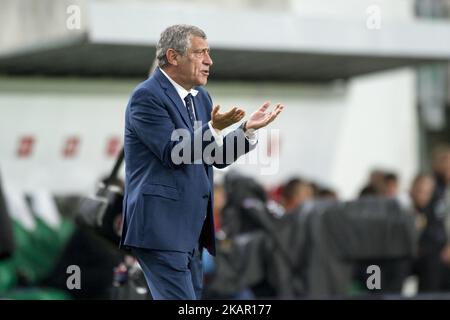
166,49,178,66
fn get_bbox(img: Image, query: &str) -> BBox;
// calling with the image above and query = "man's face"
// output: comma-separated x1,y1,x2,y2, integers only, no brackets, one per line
176,36,213,89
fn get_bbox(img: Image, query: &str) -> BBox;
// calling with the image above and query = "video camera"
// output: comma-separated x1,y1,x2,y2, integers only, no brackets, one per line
76,149,124,245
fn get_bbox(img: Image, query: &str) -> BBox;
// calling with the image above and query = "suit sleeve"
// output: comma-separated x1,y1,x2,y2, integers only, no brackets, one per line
204,90,258,169
129,89,218,169
211,124,257,169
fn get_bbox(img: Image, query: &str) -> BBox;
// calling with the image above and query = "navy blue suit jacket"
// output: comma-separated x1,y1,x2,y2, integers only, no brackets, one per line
120,68,255,255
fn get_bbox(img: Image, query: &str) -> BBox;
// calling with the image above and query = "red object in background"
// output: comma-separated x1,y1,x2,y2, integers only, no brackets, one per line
63,136,80,158
268,184,284,203
17,136,35,158
267,131,280,157
106,136,122,158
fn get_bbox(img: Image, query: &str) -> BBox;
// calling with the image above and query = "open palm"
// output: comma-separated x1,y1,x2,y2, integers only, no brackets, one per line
246,102,284,130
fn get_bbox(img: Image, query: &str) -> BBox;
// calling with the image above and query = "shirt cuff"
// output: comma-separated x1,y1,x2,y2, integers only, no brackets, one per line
242,123,258,145
208,121,223,147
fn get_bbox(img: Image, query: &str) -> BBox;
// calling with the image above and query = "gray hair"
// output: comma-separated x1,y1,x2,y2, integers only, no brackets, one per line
156,24,207,68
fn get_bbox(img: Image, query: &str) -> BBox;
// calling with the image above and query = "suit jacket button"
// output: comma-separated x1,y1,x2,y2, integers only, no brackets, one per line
202,194,209,199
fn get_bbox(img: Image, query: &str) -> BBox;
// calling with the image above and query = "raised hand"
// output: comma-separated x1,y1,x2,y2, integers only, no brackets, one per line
211,105,245,130
245,102,284,131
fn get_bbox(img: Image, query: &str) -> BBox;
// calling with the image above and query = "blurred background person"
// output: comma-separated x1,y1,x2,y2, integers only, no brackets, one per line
409,174,435,231
382,172,400,199
415,145,450,292
280,177,314,213
360,169,387,197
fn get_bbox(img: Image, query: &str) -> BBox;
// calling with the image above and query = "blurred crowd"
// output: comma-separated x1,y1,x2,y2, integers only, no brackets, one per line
202,144,450,298
2,144,450,299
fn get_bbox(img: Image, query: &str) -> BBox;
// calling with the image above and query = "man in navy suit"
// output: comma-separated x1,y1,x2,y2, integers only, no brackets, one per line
120,24,284,300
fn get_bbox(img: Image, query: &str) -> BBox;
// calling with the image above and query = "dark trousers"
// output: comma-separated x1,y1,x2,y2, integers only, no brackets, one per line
132,245,203,300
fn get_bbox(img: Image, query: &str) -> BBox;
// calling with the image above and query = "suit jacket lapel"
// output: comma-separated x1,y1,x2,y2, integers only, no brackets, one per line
154,68,193,131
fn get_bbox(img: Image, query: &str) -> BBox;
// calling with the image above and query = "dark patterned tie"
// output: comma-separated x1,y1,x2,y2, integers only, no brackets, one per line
184,93,196,127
